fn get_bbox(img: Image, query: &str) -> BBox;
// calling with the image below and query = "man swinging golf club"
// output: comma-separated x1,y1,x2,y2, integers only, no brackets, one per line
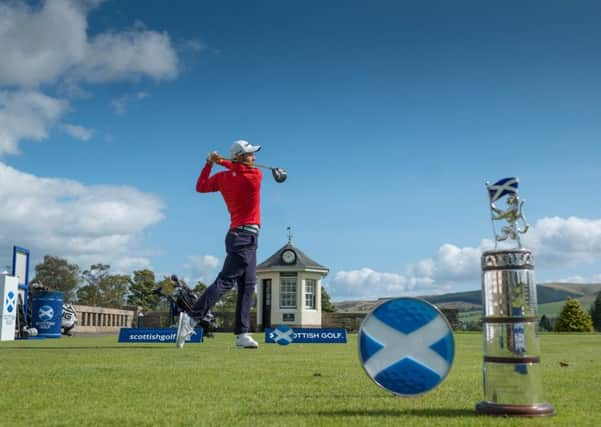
176,139,263,349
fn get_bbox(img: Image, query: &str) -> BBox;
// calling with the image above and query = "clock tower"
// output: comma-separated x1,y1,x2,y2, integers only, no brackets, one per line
255,229,329,330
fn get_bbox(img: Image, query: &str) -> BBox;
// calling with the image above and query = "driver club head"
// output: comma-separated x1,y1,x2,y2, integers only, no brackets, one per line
272,167,287,183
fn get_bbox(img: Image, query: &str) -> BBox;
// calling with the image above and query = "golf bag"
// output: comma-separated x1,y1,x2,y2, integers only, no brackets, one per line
15,293,37,338
153,275,216,337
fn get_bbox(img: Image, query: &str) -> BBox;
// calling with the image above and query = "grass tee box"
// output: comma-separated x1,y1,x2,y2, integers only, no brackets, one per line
0,333,600,426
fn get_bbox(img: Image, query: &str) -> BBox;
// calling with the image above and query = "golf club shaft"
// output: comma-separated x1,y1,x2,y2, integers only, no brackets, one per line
220,157,287,183
222,158,275,171
254,163,275,171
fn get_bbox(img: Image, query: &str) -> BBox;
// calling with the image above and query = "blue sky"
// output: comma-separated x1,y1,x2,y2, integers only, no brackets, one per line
2,0,601,300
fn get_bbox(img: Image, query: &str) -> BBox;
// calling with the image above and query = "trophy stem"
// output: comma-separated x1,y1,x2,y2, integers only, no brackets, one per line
476,249,555,417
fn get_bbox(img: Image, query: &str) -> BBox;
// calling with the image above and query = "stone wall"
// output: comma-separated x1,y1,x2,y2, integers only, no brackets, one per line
73,305,135,334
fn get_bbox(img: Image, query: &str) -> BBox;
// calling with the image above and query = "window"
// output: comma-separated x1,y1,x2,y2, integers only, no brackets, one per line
280,277,297,308
305,279,316,309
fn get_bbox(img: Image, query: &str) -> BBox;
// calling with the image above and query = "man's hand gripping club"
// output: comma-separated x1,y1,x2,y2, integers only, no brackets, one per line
206,151,223,165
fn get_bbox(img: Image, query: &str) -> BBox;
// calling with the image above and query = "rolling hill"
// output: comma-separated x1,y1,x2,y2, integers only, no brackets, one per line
333,283,601,315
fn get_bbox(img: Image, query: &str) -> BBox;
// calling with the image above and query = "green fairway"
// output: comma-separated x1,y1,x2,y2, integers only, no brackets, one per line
0,333,599,426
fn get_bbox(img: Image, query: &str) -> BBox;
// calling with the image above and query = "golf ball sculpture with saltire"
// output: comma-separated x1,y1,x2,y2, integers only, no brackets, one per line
358,297,455,396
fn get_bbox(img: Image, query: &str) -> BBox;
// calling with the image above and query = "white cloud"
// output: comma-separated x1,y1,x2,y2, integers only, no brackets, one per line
329,267,438,301
556,276,587,284
0,0,88,87
0,90,67,155
330,217,601,300
0,1,177,87
112,257,153,273
523,216,601,267
0,0,179,155
181,39,206,53
545,273,601,284
80,29,178,83
184,255,221,285
0,162,164,272
111,91,150,115
433,243,487,282
62,123,94,141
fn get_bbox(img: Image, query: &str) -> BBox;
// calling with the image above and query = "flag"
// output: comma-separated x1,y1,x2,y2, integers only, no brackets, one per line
487,177,518,202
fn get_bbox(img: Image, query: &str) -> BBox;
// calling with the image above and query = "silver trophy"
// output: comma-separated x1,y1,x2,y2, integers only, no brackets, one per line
476,178,554,417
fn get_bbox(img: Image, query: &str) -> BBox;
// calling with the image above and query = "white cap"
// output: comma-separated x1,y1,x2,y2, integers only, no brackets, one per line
230,140,261,158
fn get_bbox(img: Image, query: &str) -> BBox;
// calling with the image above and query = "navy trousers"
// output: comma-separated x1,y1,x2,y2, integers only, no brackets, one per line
191,228,258,334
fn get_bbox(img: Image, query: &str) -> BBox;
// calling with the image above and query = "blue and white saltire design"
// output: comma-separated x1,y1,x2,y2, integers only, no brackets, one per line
5,291,16,313
265,326,347,345
38,305,55,321
270,325,294,345
487,177,519,202
359,298,455,397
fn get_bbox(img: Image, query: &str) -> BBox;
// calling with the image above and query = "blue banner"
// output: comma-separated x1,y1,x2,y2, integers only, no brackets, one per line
118,328,203,343
265,325,347,345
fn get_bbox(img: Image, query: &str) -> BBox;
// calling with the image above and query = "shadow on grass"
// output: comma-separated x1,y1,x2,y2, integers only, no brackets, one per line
322,408,474,417
256,408,474,418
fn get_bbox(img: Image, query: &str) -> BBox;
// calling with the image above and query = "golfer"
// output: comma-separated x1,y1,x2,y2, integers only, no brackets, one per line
176,140,262,349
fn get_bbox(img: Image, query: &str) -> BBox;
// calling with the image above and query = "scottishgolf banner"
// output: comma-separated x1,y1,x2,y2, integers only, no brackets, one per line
265,325,347,345
118,328,203,343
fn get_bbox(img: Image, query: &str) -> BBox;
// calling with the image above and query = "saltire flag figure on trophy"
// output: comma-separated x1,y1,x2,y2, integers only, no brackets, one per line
486,177,529,247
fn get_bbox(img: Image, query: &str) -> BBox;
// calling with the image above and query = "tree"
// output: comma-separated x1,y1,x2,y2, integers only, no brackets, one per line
154,276,176,311
76,284,102,306
219,289,238,311
589,291,601,332
193,281,208,295
539,314,552,332
321,286,336,312
127,269,158,310
77,264,110,306
555,298,594,332
76,264,128,308
31,255,80,302
99,274,130,308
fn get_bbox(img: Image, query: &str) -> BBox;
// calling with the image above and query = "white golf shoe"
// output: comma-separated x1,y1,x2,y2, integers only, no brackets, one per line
175,312,198,349
236,333,259,349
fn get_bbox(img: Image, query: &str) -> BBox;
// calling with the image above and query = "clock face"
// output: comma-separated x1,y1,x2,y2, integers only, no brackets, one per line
282,250,296,264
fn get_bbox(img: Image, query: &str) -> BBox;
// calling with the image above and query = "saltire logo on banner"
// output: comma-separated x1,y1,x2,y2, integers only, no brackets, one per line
486,177,519,202
5,291,16,313
118,328,203,343
358,298,455,397
265,325,347,345
38,305,55,321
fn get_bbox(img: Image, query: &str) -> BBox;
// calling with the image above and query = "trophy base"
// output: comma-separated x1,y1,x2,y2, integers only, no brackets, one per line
476,401,555,417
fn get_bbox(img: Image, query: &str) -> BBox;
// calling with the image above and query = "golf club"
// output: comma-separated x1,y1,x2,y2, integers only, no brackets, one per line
222,158,287,183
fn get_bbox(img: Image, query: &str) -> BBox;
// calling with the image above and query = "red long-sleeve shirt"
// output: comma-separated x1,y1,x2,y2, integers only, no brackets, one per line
196,159,262,229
